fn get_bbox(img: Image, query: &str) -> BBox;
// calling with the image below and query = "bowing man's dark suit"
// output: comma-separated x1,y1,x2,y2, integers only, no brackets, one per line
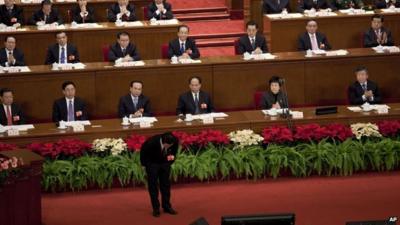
263,0,291,14
45,44,80,64
52,97,88,122
0,103,25,126
0,5,24,26
297,32,332,51
237,34,269,54
140,133,178,211
0,48,25,66
118,94,152,118
297,0,336,12
29,9,63,25
147,2,173,20
348,80,382,105
107,3,136,22
70,5,96,23
167,38,200,59
176,91,214,115
108,42,141,62
374,0,400,9
363,27,394,48
260,91,288,109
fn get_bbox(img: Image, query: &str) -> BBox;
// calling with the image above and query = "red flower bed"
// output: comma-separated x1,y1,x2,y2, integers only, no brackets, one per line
262,126,294,144
172,129,229,150
125,134,147,152
377,120,400,137
27,139,91,159
0,142,17,152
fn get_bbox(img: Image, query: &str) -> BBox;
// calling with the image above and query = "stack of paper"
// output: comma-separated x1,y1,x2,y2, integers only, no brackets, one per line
0,124,35,133
129,117,158,123
65,121,91,126
114,61,145,67
0,66,31,73
267,13,303,19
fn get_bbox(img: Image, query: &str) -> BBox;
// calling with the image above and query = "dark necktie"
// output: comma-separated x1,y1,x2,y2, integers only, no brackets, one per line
60,47,66,64
133,96,138,109
362,83,367,91
251,38,256,50
68,100,74,121
194,93,200,114
122,48,127,56
180,43,185,54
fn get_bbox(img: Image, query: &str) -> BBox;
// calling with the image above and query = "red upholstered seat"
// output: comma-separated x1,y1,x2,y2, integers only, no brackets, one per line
253,91,263,109
102,45,110,62
161,43,169,59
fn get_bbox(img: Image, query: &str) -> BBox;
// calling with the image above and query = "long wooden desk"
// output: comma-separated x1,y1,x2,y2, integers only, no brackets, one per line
264,11,400,52
0,21,179,64
3,0,150,23
1,48,399,122
1,104,400,145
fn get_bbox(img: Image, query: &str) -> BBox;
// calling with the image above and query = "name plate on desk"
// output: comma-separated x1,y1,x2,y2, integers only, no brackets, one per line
72,124,85,132
202,116,214,124
7,128,20,136
139,121,152,128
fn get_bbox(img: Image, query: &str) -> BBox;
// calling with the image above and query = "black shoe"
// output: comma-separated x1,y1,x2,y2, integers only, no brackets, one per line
152,210,160,217
164,208,178,215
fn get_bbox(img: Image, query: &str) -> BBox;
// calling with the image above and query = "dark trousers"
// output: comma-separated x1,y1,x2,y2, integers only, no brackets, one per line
145,163,172,211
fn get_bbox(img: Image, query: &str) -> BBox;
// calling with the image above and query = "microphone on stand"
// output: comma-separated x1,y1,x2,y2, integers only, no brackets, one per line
279,77,293,130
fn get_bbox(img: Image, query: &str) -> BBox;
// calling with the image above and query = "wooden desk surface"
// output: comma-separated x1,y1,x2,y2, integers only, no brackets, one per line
1,48,399,121
263,11,400,52
1,104,400,145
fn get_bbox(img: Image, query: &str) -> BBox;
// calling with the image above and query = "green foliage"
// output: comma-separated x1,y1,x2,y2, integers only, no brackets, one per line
265,145,306,178
41,138,400,192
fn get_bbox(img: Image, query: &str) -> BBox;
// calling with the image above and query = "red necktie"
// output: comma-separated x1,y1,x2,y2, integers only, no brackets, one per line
6,105,12,125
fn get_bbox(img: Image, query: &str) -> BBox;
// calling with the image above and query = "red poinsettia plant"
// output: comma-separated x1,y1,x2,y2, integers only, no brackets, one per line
0,142,17,152
172,129,229,150
262,126,294,144
27,139,91,159
125,134,147,152
377,120,400,137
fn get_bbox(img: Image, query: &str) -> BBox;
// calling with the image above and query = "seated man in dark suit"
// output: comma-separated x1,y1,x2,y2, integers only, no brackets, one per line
0,36,25,67
107,0,136,22
118,80,152,118
176,76,214,116
52,81,88,122
0,0,24,27
71,0,96,23
147,0,174,20
260,76,288,110
29,0,63,25
108,31,141,62
363,15,394,48
333,0,364,9
297,0,336,13
374,0,400,9
348,66,382,105
0,88,25,126
263,0,291,14
45,31,80,65
237,20,268,55
167,25,200,59
297,20,331,51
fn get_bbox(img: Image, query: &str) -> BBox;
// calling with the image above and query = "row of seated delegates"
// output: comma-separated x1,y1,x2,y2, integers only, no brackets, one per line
237,21,268,55
0,0,173,28
118,76,213,118
0,67,382,125
263,0,400,14
259,66,381,110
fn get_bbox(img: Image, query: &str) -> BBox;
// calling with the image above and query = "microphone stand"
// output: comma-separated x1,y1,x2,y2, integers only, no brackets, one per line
279,78,293,130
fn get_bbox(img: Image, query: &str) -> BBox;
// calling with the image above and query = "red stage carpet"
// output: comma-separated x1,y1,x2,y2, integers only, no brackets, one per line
42,171,400,225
